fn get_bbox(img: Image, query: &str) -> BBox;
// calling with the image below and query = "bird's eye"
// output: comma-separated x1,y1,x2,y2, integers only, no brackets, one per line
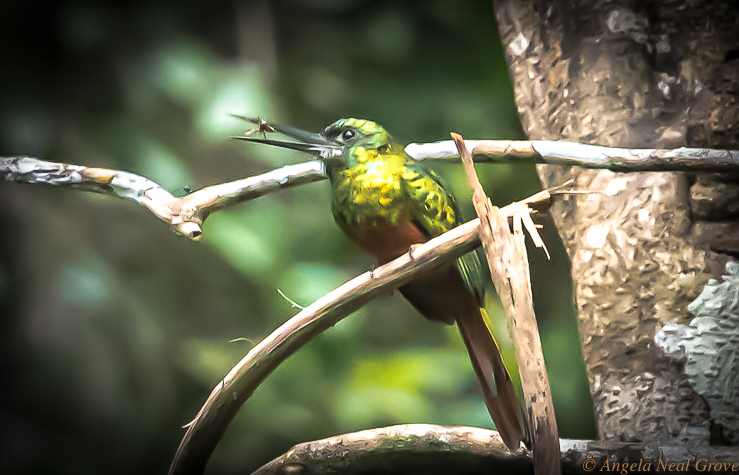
341,129,356,141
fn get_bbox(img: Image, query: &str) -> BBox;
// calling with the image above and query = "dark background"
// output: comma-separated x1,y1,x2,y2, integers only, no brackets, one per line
0,0,594,473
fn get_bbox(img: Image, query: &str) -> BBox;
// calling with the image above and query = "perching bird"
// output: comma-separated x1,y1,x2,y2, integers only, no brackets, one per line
233,116,528,450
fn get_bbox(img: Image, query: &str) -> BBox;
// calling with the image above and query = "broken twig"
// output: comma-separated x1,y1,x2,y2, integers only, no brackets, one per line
453,132,560,475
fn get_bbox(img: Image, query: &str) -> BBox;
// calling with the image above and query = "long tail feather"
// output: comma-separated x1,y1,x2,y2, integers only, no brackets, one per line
456,308,528,450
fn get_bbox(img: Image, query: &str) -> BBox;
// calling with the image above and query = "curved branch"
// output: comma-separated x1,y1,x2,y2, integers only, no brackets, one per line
253,424,739,475
168,219,481,475
168,191,555,475
1,156,325,240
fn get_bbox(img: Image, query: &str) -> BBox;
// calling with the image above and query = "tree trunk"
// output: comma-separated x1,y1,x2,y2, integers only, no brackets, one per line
492,0,739,446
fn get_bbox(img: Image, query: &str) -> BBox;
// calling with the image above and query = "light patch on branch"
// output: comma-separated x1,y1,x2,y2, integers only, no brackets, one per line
655,261,739,442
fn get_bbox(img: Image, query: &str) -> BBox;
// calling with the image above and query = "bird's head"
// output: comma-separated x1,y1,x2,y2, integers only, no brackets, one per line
231,116,394,170
321,118,392,151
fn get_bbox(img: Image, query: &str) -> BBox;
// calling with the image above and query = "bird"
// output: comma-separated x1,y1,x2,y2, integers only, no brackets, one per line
233,116,528,450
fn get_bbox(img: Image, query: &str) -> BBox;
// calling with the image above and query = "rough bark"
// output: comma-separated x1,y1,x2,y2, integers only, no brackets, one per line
252,425,739,475
493,0,739,446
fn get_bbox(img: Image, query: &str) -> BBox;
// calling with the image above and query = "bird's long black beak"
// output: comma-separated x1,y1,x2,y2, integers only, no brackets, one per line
230,115,342,159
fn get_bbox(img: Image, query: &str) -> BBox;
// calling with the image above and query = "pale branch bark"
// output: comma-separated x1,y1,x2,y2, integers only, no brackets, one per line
454,133,560,475
253,424,739,475
406,140,739,172
0,156,325,240
168,191,555,475
3,140,737,242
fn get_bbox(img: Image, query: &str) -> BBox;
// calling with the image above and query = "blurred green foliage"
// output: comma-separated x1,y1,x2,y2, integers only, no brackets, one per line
0,0,594,473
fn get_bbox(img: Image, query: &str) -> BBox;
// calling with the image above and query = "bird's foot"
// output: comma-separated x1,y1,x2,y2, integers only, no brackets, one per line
407,243,421,260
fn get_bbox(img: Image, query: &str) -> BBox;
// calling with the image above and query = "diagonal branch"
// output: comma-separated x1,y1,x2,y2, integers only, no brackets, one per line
168,191,556,475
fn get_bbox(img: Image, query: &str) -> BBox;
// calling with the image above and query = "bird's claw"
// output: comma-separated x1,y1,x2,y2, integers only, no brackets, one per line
408,243,421,260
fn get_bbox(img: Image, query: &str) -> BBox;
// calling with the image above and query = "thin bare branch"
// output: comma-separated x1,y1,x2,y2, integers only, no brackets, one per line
1,156,325,240
188,160,325,218
277,288,305,310
407,140,739,172
4,138,737,241
252,424,739,475
168,190,556,475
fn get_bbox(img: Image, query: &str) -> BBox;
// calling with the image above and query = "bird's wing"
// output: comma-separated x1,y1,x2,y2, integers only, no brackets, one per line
401,162,487,301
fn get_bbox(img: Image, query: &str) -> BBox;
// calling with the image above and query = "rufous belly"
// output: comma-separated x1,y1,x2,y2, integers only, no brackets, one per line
344,216,428,264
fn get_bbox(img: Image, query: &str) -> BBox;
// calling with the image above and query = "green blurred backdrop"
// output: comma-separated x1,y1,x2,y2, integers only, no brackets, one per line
0,1,594,473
